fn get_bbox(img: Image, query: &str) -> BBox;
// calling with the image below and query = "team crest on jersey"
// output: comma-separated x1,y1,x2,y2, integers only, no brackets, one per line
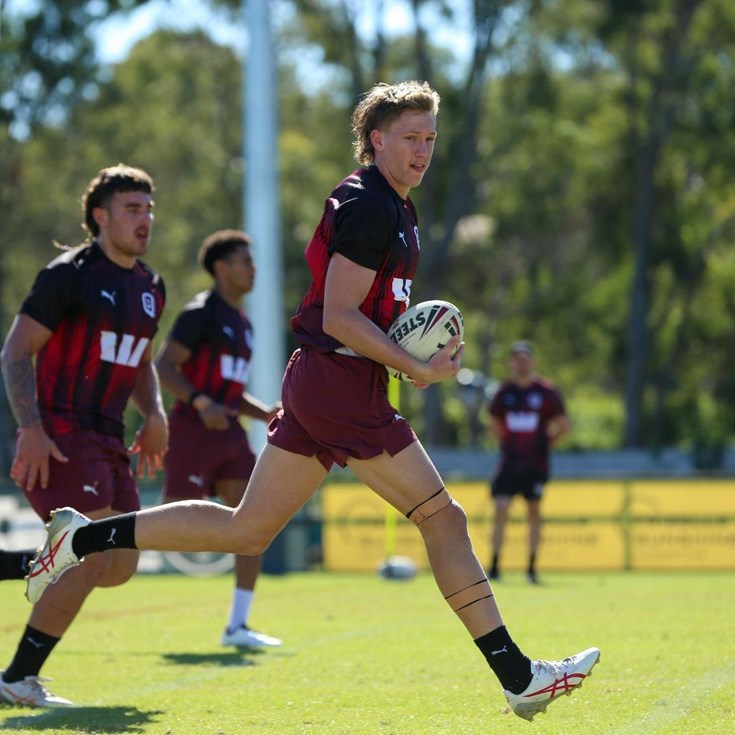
528,392,543,409
141,292,156,318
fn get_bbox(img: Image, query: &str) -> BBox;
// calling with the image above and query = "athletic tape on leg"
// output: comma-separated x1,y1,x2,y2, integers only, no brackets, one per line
445,578,494,612
405,488,452,526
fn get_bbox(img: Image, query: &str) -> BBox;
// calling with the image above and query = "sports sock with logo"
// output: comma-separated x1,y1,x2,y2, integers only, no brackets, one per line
475,625,533,694
0,549,35,580
3,625,60,681
71,513,138,557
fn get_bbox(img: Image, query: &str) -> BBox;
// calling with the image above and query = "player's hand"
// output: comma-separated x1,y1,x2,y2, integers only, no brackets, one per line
197,401,232,431
129,411,168,478
265,401,282,423
10,423,68,491
411,336,464,387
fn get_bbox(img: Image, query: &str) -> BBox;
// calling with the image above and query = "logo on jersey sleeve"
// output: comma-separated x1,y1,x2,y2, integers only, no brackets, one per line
141,292,157,318
100,332,150,367
392,277,412,303
220,354,249,385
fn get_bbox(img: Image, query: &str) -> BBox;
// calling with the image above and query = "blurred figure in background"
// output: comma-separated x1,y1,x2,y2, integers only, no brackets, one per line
487,341,570,584
155,229,281,649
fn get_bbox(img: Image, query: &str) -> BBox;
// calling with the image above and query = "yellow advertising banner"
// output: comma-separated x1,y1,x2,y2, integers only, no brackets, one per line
320,480,735,572
631,522,735,569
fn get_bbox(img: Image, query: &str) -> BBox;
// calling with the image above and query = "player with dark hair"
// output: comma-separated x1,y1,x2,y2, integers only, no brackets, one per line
487,340,571,584
155,229,281,648
26,83,599,721
0,163,166,707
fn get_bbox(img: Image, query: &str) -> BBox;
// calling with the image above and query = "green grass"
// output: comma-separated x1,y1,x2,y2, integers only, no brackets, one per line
1,571,734,734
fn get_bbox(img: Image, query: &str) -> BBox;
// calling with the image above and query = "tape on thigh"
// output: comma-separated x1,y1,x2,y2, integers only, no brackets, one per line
445,578,494,612
405,487,452,526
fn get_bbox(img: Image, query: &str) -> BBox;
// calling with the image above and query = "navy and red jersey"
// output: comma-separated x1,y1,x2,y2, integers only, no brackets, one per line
20,241,165,439
291,165,420,352
169,290,253,422
489,378,567,477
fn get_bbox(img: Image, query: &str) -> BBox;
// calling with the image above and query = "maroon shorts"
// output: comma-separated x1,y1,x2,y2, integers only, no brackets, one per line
21,429,140,521
163,413,256,499
268,348,417,471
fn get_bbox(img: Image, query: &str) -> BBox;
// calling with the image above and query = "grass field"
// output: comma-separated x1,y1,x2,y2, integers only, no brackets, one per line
1,571,734,734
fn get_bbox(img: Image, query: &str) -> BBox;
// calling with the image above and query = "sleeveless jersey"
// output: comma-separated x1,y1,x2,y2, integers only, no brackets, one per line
20,241,165,439
489,378,567,476
169,290,253,421
291,165,420,352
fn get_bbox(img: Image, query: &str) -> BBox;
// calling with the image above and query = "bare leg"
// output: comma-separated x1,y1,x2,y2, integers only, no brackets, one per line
29,506,138,638
491,495,512,561
215,478,262,591
527,498,542,560
349,441,503,639
133,445,327,556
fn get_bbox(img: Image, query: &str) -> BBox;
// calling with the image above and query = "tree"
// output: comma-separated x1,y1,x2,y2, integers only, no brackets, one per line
595,0,734,449
0,0,150,472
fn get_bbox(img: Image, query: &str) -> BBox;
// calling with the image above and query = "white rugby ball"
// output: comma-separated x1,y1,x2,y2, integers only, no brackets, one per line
385,300,464,381
377,555,418,580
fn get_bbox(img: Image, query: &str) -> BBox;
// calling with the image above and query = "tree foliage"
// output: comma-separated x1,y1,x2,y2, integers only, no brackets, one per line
1,0,734,469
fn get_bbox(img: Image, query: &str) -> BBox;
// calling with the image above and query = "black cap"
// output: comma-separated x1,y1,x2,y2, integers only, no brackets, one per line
510,340,534,356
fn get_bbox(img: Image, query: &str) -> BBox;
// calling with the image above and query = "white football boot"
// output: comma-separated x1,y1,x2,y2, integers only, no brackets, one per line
0,672,73,707
221,625,282,648
504,647,601,721
26,507,89,604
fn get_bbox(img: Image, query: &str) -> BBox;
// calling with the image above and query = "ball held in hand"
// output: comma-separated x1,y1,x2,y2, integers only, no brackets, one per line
385,300,464,381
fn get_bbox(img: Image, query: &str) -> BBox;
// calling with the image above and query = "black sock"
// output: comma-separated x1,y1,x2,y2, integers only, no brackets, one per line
528,553,536,574
489,553,500,575
0,549,35,580
72,513,138,558
3,625,60,682
475,625,533,694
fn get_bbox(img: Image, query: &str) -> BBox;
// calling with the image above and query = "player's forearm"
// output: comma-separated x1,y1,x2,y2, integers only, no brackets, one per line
323,307,425,377
131,362,166,419
0,354,41,427
239,393,278,421
156,360,195,404
548,416,571,445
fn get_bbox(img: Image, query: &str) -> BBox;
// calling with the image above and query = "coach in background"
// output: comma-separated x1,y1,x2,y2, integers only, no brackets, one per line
155,229,281,650
0,164,166,707
487,341,571,584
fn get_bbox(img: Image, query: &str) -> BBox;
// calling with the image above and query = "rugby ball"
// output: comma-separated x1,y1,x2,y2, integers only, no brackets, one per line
378,555,418,580
385,300,464,381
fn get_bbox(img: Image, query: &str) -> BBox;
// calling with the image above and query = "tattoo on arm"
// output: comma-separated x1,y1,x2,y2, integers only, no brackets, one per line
1,356,40,427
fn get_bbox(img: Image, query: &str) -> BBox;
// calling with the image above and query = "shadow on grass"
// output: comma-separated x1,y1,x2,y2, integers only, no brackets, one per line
1,705,163,733
161,650,262,666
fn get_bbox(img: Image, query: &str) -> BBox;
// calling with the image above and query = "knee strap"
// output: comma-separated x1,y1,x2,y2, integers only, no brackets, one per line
445,578,494,612
405,488,452,526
